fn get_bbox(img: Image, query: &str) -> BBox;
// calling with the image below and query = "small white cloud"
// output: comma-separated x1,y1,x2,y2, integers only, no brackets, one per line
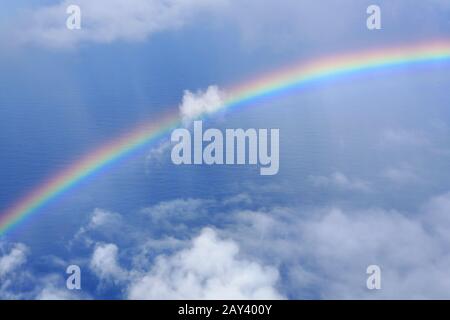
179,85,226,124
72,208,123,247
90,243,128,282
145,140,173,170
222,193,253,206
143,198,213,222
89,208,122,229
0,243,28,278
127,228,283,299
309,172,371,192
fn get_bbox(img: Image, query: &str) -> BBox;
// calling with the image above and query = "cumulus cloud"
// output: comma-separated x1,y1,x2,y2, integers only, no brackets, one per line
127,228,283,299
144,84,227,163
17,0,227,48
179,85,226,124
9,190,450,299
81,193,449,298
90,243,128,282
309,172,371,192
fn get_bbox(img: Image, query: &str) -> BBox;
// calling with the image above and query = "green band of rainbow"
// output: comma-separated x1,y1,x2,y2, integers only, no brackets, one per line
1,40,450,236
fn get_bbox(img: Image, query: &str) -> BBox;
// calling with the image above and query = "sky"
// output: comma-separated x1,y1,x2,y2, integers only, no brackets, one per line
1,0,450,299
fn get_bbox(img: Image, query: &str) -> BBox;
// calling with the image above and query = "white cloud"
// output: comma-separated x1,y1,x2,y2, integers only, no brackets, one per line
422,192,450,244
0,243,31,299
0,243,88,300
222,193,253,206
45,191,450,299
7,0,450,52
72,208,123,246
143,84,226,164
145,140,172,168
382,164,419,184
143,198,214,222
90,243,128,282
146,85,226,166
89,208,122,229
5,190,449,299
309,172,371,192
18,0,227,48
36,274,86,300
0,243,28,278
127,228,283,299
179,85,226,123
227,192,450,299
296,208,443,299
37,287,75,300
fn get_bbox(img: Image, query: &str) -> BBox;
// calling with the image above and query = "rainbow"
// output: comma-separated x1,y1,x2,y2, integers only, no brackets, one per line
1,40,450,236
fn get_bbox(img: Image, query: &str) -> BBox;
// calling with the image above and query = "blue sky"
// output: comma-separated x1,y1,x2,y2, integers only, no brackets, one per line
1,0,450,299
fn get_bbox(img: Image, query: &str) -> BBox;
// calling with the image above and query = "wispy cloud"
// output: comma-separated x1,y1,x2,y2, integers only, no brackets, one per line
382,163,419,184
309,172,372,192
